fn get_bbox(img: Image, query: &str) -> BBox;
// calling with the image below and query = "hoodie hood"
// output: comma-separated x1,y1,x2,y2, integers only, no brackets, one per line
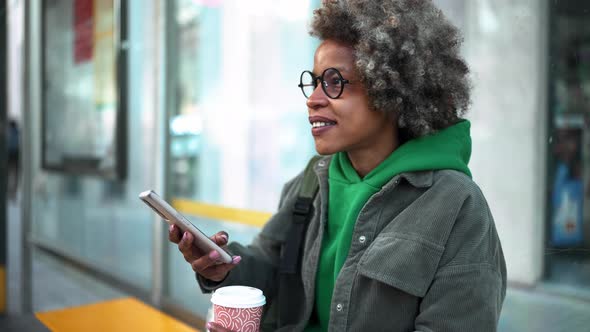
331,119,472,188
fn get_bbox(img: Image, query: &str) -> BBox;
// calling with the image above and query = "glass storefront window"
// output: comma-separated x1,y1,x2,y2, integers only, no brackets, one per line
32,0,162,292
168,0,317,210
546,1,590,290
166,0,319,317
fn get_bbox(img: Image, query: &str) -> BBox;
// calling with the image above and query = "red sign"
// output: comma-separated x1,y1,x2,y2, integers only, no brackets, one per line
74,0,94,64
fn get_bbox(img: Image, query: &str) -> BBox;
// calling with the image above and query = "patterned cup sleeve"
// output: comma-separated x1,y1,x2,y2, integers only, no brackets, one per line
213,304,263,332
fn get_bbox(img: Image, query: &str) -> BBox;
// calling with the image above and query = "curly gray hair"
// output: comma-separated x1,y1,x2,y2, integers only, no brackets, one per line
310,0,471,139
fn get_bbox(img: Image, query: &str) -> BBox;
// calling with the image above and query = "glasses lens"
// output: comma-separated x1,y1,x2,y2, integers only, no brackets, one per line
300,71,316,98
322,68,343,98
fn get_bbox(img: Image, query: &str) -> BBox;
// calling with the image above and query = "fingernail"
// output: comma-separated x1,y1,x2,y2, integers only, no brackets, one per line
169,225,174,232
182,232,187,240
209,250,220,260
220,234,228,242
206,322,212,329
232,256,242,264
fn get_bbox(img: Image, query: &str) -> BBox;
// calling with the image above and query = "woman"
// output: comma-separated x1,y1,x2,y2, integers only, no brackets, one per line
170,1,506,331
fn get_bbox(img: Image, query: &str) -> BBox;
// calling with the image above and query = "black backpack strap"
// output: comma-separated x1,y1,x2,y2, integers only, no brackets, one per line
277,156,321,326
279,155,321,274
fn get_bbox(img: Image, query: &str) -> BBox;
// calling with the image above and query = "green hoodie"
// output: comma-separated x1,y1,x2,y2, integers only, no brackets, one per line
309,120,472,331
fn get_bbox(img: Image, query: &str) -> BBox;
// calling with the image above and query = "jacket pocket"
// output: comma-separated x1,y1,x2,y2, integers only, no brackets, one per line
357,233,444,298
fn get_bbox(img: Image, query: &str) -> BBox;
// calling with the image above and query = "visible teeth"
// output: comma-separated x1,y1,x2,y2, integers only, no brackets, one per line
312,122,335,128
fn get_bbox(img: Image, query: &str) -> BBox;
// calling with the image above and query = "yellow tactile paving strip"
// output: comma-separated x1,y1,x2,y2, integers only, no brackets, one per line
0,266,5,312
35,297,200,332
172,198,272,228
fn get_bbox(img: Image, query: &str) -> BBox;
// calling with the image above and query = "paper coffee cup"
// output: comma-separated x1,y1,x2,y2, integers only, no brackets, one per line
211,286,266,332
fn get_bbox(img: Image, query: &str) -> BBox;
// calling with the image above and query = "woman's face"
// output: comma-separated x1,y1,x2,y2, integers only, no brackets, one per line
307,40,395,156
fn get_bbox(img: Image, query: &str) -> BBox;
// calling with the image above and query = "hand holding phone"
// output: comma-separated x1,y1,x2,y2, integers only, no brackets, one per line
139,190,233,264
169,225,240,282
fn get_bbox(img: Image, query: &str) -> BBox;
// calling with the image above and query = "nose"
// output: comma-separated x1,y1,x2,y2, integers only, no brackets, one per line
306,84,329,110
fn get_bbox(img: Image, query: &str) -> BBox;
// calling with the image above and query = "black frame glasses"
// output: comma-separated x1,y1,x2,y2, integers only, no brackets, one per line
298,67,351,99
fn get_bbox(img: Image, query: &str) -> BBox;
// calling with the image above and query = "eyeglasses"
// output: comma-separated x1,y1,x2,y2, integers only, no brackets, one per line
298,68,351,99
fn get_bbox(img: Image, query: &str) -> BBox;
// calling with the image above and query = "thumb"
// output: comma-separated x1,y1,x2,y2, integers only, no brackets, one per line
212,231,229,246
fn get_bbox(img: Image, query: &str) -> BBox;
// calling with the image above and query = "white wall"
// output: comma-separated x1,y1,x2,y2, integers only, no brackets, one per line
462,0,548,285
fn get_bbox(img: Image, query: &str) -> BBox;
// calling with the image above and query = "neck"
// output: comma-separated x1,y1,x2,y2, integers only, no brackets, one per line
347,131,399,178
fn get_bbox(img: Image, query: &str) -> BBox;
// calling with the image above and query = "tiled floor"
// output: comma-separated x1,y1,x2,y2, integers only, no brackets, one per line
500,287,590,331
31,249,127,312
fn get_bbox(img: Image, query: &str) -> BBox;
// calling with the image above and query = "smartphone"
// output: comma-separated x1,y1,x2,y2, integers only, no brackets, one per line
139,190,233,264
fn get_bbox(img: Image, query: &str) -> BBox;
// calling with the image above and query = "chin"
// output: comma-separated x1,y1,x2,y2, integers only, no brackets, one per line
314,143,339,156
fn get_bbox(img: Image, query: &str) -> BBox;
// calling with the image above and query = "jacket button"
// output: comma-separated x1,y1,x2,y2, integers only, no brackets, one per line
336,303,343,312
318,160,326,167
359,235,366,244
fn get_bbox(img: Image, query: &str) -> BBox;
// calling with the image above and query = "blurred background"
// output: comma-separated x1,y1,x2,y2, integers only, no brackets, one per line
1,0,589,331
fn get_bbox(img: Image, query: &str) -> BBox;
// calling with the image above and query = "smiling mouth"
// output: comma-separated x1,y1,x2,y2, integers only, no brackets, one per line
311,121,337,128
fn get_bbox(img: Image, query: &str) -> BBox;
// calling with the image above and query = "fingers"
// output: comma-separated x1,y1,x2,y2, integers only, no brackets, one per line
171,228,237,281
192,254,241,282
168,224,182,243
207,322,236,332
175,229,228,250
178,232,203,262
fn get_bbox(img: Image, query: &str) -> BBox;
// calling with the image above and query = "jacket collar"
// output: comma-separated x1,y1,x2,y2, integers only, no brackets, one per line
398,171,434,188
315,155,433,189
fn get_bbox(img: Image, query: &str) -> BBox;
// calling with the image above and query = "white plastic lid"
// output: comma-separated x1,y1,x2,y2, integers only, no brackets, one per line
211,286,266,309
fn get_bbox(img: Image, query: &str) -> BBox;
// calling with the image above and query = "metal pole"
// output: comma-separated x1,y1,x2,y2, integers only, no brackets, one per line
151,0,173,307
20,0,39,313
